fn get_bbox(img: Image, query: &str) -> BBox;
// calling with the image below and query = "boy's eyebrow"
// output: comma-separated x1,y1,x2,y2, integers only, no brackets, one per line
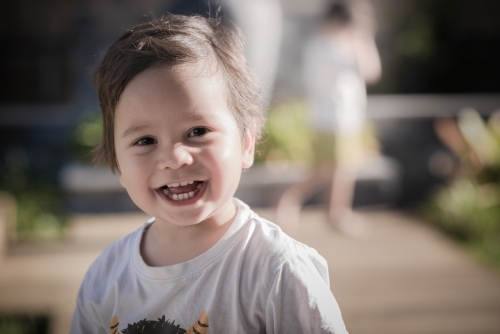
120,114,209,138
121,125,150,138
185,113,208,122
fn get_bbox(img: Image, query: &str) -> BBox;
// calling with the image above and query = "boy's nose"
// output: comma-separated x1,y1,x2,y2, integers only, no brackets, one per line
158,144,193,170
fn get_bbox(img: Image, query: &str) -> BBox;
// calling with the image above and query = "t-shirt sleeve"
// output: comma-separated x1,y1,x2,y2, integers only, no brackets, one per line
70,271,107,334
265,248,348,334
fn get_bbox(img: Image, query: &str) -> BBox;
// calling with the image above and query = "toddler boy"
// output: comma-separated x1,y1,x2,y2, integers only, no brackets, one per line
70,13,348,334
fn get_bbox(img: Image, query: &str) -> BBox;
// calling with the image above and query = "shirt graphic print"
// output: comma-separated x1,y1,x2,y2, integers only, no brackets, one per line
109,310,208,334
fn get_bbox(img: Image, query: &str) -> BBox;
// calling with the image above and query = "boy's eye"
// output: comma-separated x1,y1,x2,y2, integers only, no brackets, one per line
135,137,157,146
188,127,208,137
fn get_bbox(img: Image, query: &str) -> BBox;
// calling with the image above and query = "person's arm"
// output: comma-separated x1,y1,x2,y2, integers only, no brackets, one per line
350,0,382,85
351,31,382,85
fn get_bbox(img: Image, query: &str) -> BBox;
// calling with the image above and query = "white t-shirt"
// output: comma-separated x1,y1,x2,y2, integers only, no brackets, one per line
303,34,366,135
71,199,348,334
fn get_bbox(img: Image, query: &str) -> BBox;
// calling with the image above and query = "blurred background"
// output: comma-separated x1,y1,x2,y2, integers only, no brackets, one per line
1,0,500,333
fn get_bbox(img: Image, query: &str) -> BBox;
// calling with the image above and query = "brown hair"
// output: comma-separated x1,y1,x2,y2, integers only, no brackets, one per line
93,14,264,173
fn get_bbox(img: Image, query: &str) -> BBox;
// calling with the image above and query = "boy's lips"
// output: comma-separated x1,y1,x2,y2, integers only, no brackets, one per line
157,180,205,202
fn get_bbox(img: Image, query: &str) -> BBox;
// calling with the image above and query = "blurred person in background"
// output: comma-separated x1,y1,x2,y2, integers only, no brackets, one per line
276,0,381,235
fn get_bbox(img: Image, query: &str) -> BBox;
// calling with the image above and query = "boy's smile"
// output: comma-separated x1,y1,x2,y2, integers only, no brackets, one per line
114,63,255,229
159,180,203,201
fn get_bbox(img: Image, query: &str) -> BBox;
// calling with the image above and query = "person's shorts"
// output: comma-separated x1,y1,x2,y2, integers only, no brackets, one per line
313,131,365,168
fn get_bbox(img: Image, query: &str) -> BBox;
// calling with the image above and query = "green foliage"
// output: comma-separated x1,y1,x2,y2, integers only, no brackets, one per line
256,101,315,164
423,110,500,270
15,188,67,241
396,12,436,60
0,110,102,241
425,179,500,270
1,147,67,242
468,236,500,270
71,110,103,163
423,179,500,242
0,111,102,241
0,315,49,334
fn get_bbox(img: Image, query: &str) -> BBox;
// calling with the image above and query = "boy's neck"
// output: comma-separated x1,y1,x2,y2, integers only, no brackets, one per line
139,202,238,267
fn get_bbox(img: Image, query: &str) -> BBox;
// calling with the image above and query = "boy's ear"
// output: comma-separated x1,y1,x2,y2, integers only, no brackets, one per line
242,129,256,169
117,172,126,189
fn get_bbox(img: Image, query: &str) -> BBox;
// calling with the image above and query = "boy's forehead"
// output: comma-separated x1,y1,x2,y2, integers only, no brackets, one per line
143,57,220,81
119,61,216,96
115,62,229,122
169,61,220,80
120,62,224,101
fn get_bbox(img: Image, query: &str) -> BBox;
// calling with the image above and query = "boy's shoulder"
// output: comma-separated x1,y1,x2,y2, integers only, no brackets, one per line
237,199,329,278
82,219,149,289
246,211,314,256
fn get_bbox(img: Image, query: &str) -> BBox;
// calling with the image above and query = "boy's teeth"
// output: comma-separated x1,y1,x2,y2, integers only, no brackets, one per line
162,181,204,201
167,181,195,188
170,191,196,201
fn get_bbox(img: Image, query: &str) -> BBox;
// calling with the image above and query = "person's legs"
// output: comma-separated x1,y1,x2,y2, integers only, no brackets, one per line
328,133,366,235
328,165,364,235
276,164,332,232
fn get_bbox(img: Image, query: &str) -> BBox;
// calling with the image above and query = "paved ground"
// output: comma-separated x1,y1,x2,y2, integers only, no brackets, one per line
1,207,500,334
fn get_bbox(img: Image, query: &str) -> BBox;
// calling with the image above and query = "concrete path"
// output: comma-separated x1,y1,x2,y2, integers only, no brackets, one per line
1,208,500,334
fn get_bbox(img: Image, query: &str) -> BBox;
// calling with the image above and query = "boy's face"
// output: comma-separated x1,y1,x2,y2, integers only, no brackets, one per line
114,63,255,228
